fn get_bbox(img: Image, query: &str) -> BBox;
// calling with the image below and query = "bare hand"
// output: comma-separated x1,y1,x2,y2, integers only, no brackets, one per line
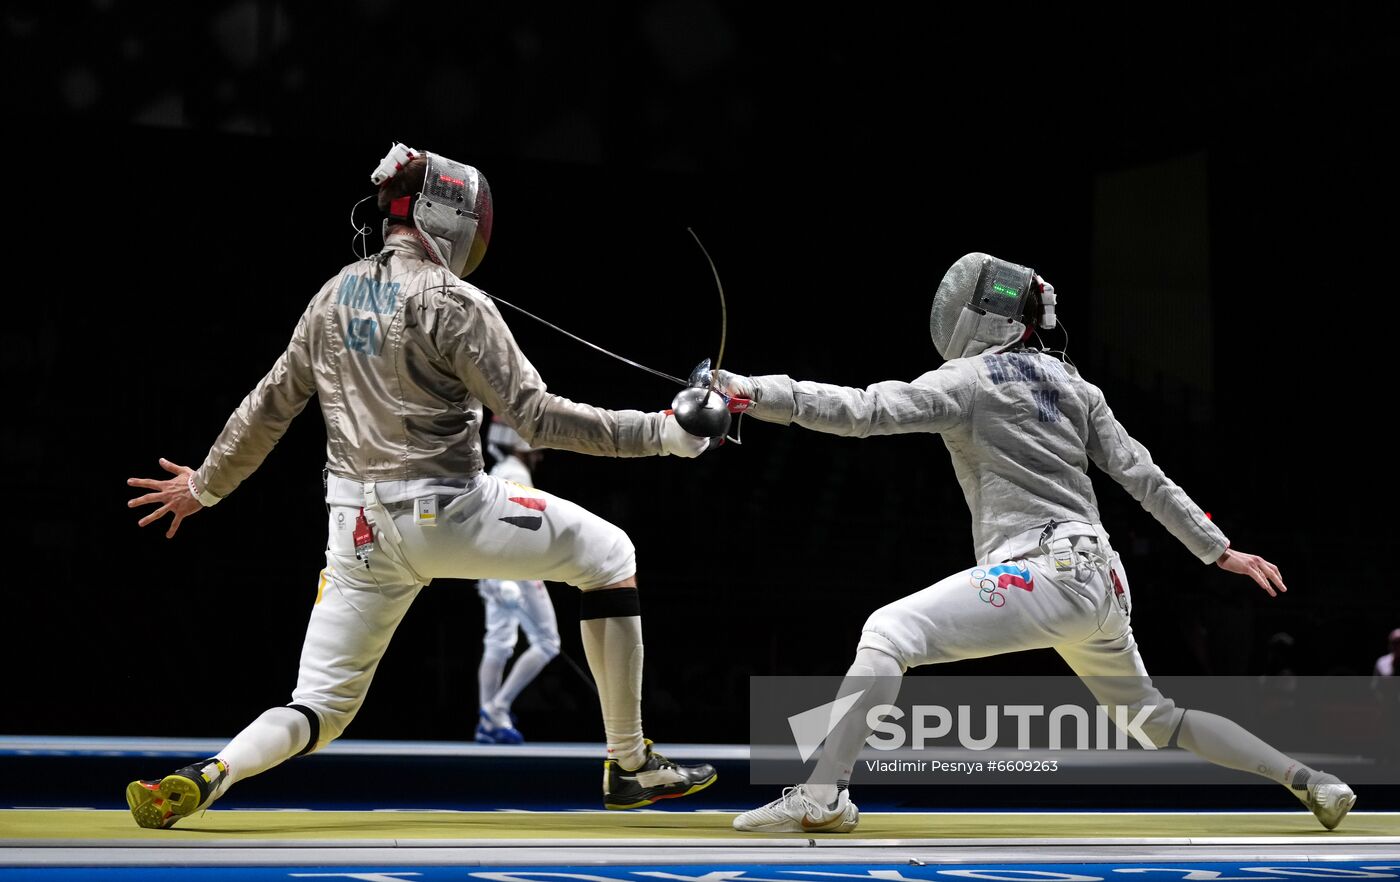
1216,548,1288,598
127,458,204,539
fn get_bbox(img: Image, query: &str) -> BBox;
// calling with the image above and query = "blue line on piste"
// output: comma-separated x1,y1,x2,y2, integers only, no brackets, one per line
4,863,1400,881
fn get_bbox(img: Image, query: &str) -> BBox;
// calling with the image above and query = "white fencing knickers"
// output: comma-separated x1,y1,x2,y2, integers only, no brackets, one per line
290,473,634,751
858,524,1183,748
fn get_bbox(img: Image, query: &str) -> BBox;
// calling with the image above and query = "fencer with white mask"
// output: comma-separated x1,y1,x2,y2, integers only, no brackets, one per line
721,253,1355,834
123,142,716,828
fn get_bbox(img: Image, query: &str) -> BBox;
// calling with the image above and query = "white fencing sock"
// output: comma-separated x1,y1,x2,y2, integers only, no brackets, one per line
214,706,312,800
1176,709,1316,796
807,646,905,807
579,586,646,770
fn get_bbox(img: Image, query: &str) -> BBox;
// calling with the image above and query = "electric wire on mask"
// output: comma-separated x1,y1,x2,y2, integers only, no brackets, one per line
349,194,376,261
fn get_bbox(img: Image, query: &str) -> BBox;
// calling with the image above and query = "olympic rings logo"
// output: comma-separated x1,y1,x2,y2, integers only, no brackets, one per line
969,568,1007,607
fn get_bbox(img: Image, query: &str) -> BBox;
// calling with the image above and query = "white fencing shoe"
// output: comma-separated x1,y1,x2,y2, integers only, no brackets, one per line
1300,771,1356,830
733,784,859,833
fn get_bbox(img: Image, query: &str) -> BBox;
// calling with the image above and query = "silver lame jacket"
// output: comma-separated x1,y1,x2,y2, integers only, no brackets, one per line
192,233,669,503
744,350,1229,566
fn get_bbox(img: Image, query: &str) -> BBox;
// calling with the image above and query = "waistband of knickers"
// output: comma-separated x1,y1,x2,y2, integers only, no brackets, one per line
325,471,484,508
985,520,1111,565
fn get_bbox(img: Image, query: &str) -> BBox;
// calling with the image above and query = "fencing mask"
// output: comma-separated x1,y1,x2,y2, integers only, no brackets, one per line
930,253,1055,360
370,143,494,278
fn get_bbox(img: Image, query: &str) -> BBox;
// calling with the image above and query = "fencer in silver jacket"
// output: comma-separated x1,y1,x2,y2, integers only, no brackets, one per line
123,145,715,827
727,254,1350,837
190,232,675,505
721,251,1228,567
740,353,1228,567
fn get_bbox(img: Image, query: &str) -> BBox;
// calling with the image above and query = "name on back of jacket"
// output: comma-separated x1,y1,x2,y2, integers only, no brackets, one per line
983,352,1069,423
337,274,401,315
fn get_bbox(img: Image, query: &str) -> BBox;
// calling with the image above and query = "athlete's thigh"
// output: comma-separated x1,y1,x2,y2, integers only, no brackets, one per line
1055,606,1181,744
294,508,424,711
1054,552,1147,682
400,476,634,589
859,558,1099,668
1044,553,1174,717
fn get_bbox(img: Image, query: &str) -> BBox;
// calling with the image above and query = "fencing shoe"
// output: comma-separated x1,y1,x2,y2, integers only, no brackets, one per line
126,757,229,829
475,708,524,745
1298,771,1356,830
602,739,717,809
733,784,860,833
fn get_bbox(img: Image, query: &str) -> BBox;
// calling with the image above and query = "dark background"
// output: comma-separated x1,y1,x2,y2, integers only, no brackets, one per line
1,3,1396,747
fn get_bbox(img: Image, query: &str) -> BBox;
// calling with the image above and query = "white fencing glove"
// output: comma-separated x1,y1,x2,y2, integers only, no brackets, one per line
660,413,710,457
712,369,756,401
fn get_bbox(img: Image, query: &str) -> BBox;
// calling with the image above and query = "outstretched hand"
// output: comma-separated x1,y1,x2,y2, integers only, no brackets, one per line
127,458,204,539
1216,548,1288,598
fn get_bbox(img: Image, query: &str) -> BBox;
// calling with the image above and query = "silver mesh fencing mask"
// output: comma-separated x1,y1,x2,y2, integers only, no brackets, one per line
415,152,493,277
930,253,1036,360
371,143,494,278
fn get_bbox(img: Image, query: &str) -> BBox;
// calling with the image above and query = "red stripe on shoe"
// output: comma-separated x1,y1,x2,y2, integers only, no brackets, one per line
508,496,547,511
